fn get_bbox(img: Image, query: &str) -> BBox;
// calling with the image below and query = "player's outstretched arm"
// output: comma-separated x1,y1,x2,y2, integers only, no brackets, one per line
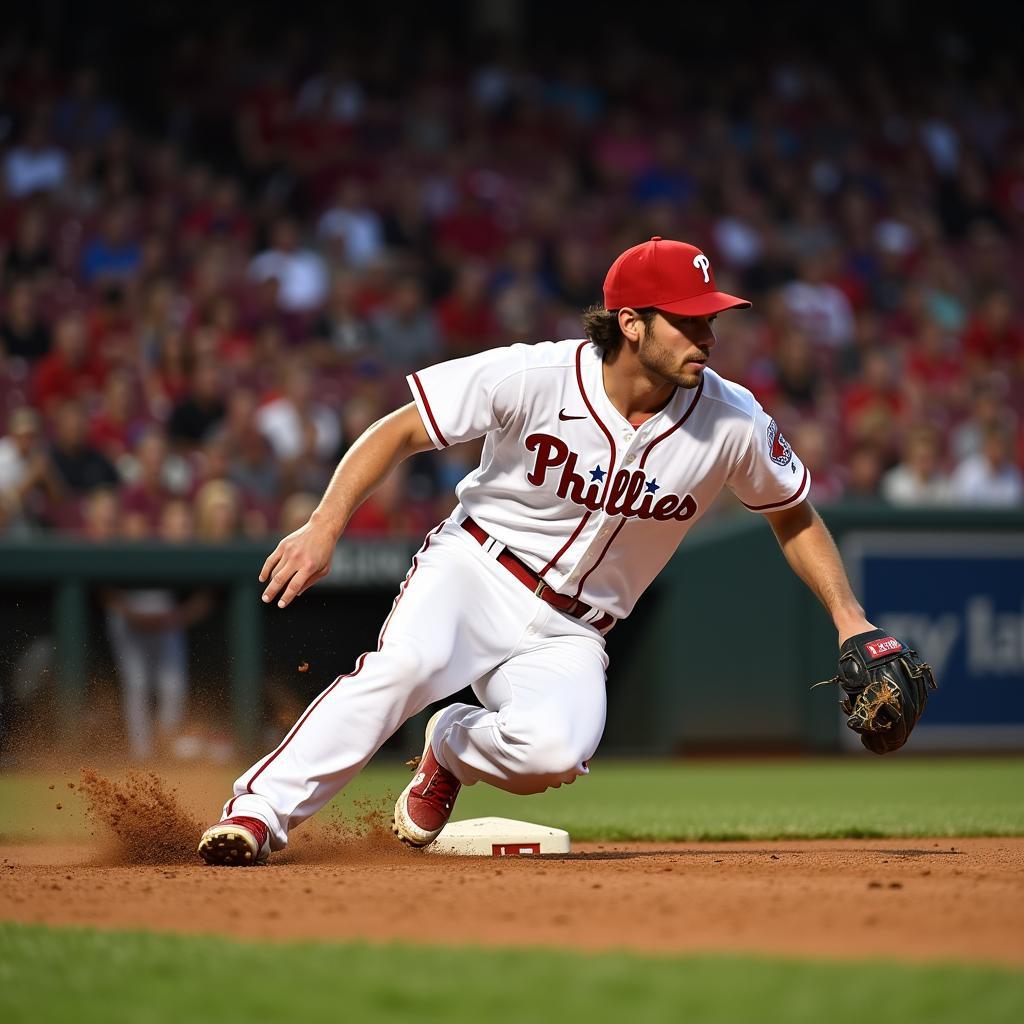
763,499,876,646
260,403,434,608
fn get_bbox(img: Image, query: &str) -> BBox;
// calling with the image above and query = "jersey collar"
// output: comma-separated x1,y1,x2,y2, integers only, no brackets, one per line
582,340,684,437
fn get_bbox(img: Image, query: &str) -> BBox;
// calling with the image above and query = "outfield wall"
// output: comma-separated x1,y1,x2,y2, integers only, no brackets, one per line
0,506,1021,756
611,506,1024,754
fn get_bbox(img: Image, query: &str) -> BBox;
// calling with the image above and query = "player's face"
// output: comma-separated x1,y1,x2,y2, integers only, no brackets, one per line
637,311,718,389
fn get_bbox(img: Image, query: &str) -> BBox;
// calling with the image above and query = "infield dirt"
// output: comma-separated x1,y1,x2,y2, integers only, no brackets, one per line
1,767,1022,966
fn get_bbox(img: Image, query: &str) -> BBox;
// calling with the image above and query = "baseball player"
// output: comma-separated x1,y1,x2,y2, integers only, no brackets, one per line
199,237,930,866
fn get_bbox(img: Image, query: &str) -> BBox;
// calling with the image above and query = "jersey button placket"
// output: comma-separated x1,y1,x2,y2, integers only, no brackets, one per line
592,517,615,547
572,516,609,584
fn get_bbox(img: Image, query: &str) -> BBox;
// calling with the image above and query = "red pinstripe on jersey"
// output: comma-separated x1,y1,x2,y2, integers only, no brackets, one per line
539,511,592,577
638,375,704,470
572,518,627,600
574,342,615,504
530,344,620,586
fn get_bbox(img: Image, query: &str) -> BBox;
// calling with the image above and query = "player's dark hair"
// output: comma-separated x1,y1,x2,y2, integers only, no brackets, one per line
581,305,658,356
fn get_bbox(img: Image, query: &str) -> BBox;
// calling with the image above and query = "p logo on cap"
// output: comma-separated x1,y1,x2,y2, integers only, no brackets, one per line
603,237,751,317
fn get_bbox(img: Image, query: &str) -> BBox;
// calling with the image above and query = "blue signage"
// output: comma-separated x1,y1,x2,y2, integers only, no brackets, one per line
843,533,1024,748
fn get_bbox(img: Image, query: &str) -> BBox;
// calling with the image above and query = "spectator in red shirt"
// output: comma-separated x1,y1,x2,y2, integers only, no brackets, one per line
901,316,965,425
906,319,962,395
86,284,134,369
351,256,396,317
204,295,254,368
345,460,434,538
963,288,1023,367
436,260,497,356
436,191,505,262
88,368,147,460
842,349,908,440
32,313,105,414
992,140,1024,226
182,176,253,248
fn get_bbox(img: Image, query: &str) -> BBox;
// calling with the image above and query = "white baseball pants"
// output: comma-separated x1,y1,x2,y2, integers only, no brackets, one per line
106,607,187,760
225,518,609,850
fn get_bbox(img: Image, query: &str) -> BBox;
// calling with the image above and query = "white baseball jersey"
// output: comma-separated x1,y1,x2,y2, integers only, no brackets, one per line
408,338,810,621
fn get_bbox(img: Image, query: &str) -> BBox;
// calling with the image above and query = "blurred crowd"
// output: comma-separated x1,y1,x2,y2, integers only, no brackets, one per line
1,25,1022,544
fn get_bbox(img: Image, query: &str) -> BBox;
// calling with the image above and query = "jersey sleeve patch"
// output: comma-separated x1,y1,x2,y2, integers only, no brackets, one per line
726,402,811,514
767,418,793,466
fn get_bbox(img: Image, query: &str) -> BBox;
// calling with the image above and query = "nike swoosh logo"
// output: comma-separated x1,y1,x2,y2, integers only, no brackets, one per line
559,409,587,421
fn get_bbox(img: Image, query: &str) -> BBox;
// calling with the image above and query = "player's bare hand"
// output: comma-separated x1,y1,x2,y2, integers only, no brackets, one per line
259,520,337,608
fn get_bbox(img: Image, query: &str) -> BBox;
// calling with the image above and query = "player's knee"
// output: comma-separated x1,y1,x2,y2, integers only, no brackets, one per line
502,715,587,786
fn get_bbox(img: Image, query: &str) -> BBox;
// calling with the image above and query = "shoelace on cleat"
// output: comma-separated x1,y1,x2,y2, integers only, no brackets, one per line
418,770,461,813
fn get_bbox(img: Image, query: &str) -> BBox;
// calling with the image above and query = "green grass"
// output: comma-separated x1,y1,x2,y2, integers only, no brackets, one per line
1,923,1021,1024
2,757,1022,844
442,757,1024,840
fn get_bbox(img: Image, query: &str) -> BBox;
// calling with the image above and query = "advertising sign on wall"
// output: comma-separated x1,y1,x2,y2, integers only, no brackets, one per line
842,533,1024,750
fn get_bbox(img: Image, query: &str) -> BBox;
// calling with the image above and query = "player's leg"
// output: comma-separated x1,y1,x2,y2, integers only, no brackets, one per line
155,628,187,745
432,606,608,795
212,521,542,855
106,612,155,761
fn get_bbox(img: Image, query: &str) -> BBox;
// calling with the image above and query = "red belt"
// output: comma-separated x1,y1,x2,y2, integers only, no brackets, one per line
461,517,614,631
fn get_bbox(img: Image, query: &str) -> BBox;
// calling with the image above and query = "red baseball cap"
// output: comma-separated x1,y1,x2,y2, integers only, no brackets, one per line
603,237,751,316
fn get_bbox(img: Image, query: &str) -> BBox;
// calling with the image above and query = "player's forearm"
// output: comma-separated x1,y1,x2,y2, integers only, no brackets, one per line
765,501,874,642
309,405,429,540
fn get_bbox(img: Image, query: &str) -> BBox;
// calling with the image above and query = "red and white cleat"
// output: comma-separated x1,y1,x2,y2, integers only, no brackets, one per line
393,710,462,847
197,815,271,866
